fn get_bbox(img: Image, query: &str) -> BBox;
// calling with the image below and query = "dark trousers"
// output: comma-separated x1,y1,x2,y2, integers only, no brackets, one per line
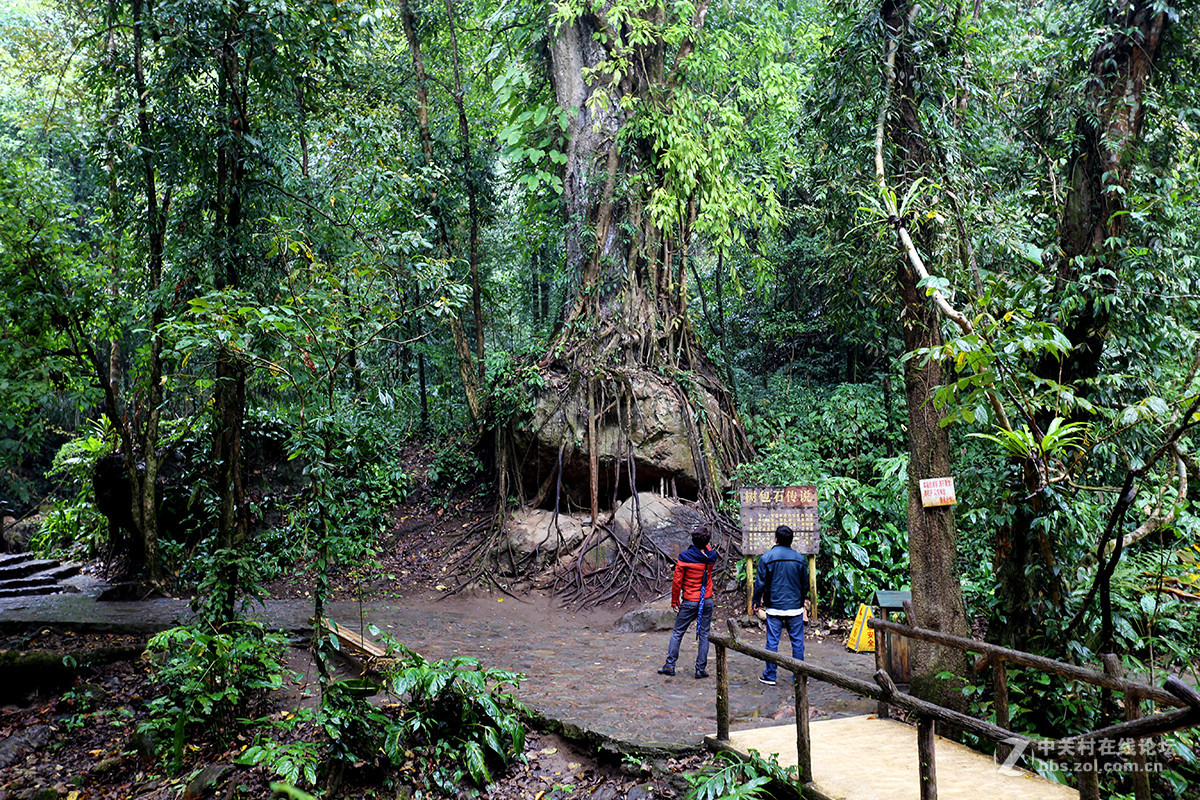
664,599,713,671
761,612,805,681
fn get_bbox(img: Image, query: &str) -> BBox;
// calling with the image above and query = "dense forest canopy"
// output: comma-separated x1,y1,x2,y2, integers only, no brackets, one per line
2,0,1200,785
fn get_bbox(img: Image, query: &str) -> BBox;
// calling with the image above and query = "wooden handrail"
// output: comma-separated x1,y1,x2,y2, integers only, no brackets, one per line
867,617,1184,707
709,628,1036,750
711,620,1200,800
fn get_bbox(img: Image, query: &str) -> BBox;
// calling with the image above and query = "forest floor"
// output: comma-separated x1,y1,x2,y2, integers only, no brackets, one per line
0,626,712,800
0,475,749,800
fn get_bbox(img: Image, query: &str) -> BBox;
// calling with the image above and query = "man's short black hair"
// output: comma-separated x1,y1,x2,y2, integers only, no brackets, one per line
775,525,794,546
692,524,711,548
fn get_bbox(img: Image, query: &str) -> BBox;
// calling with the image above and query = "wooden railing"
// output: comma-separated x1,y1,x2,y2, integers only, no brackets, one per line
710,618,1200,800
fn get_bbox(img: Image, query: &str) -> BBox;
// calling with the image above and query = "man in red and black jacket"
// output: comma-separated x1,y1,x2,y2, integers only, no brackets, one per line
657,525,719,679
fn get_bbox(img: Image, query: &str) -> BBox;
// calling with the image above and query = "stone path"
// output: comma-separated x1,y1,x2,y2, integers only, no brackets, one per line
0,583,878,753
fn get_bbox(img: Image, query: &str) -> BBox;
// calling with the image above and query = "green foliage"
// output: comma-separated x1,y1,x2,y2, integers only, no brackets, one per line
235,709,323,788
322,678,390,769
683,750,797,800
428,443,481,491
141,621,287,770
33,427,111,557
383,647,526,792
735,380,910,613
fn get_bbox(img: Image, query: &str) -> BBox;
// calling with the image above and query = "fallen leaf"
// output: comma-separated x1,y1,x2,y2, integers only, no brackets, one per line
539,747,557,755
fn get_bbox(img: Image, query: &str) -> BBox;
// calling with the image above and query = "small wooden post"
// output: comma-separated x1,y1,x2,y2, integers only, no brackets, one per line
808,558,818,620
1104,657,1150,800
1078,762,1100,800
716,643,730,741
917,717,937,800
745,556,755,616
1127,692,1150,800
993,659,1011,763
874,618,890,719
794,674,813,784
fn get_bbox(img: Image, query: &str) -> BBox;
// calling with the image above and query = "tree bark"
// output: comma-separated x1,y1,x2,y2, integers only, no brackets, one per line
879,0,972,708
516,1,751,511
128,0,166,586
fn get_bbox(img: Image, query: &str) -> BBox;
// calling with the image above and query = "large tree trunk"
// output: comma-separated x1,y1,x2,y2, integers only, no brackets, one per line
512,2,750,519
880,0,972,708
994,0,1171,652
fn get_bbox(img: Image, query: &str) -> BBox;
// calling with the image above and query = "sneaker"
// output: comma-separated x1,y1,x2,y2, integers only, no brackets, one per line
694,669,709,679
657,666,675,676
758,676,776,686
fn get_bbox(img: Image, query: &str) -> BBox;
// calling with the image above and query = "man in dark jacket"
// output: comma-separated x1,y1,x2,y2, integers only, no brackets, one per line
658,525,719,679
752,525,807,685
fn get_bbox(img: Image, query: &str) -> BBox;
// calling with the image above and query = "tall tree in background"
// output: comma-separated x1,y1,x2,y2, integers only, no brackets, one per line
997,0,1174,650
873,0,972,705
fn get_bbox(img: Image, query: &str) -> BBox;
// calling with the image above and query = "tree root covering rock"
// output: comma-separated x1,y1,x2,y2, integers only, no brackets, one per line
513,364,748,510
473,491,737,608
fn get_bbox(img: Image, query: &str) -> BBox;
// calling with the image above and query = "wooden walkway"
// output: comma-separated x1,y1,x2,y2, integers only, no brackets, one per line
709,715,1078,800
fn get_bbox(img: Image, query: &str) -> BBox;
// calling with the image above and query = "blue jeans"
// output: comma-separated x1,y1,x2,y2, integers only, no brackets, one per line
664,599,713,671
761,613,805,681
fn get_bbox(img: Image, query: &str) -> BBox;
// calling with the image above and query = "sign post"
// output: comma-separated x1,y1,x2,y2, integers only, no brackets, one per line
739,486,820,617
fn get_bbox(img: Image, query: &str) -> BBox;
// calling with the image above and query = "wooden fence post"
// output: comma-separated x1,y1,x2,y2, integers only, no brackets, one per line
1078,762,1100,800
917,717,937,800
875,632,890,719
993,659,1011,763
794,674,812,784
716,642,729,741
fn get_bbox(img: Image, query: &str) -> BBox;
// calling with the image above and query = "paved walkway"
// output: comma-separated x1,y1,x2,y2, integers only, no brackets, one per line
0,581,877,752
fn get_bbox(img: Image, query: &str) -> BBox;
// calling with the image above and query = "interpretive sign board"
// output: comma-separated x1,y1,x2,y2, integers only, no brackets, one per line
740,485,819,555
919,477,957,507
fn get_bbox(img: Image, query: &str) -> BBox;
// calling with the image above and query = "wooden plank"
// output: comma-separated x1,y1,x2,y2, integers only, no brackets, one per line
315,616,395,673
710,716,1078,800
868,618,1183,707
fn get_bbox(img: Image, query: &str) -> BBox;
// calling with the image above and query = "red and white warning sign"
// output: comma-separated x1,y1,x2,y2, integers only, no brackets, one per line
919,477,957,507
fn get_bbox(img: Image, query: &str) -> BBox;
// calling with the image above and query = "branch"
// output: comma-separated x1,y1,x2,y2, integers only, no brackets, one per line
873,2,1012,433
1106,447,1186,555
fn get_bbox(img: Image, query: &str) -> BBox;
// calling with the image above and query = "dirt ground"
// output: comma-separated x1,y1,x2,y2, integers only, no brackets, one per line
0,480,726,800
0,622,716,800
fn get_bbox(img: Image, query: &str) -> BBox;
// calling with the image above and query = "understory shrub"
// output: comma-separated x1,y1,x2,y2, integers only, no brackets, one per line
382,647,526,793
683,750,797,800
140,620,287,769
36,429,110,557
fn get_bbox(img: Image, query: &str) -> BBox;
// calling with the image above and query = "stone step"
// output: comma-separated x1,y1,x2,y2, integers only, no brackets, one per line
37,564,80,582
0,575,61,591
0,553,30,568
0,584,65,599
0,559,60,581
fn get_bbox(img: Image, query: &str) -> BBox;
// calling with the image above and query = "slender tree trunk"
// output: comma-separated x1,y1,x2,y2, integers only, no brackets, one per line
444,0,485,383
129,0,166,586
880,0,971,708
399,0,483,423
210,5,250,619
